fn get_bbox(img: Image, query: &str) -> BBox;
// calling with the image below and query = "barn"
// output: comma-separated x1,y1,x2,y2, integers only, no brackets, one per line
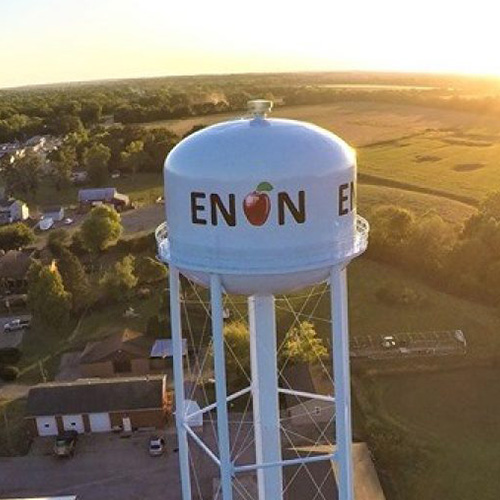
25,375,169,437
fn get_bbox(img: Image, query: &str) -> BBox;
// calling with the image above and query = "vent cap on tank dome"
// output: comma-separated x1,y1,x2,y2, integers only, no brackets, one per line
156,99,369,295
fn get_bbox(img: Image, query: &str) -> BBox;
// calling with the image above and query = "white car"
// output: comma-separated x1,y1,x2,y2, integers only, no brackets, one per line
149,436,165,456
39,217,54,231
63,217,74,225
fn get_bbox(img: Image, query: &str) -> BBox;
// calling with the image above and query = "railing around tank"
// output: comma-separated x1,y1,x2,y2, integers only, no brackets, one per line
355,215,370,250
155,221,168,246
155,214,369,268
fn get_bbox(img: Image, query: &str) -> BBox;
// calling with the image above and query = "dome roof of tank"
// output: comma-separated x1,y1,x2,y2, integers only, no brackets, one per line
165,117,355,180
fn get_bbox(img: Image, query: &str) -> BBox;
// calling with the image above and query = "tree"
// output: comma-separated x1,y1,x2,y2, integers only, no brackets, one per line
182,124,206,139
48,145,76,190
368,205,415,262
56,247,92,312
281,321,327,365
27,261,71,329
0,223,35,251
47,228,70,254
120,140,145,176
80,205,122,253
135,256,167,284
217,321,250,387
405,212,455,275
84,143,110,186
100,254,138,302
2,151,42,199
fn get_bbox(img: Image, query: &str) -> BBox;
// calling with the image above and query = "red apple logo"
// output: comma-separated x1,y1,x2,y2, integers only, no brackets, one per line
243,182,273,226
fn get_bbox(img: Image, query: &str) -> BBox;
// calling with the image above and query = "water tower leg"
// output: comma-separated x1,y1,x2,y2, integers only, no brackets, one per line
169,267,192,500
249,295,283,500
210,274,234,500
330,267,354,500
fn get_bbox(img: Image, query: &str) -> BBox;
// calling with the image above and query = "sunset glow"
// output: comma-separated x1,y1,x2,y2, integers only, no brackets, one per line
1,0,500,87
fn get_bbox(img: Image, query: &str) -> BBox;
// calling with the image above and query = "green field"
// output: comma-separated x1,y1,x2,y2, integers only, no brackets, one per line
359,368,500,500
359,130,500,203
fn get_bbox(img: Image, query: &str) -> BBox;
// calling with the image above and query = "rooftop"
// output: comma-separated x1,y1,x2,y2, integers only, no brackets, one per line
26,375,166,417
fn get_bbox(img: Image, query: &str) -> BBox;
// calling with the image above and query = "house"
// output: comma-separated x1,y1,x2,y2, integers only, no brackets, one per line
78,187,130,211
0,199,29,225
42,206,65,222
25,375,169,436
282,363,334,427
79,329,187,378
0,250,33,294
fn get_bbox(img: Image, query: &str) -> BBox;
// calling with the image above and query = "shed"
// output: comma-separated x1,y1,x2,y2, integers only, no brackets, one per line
26,375,169,436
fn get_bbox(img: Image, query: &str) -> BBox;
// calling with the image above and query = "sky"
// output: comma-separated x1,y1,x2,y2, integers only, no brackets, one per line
1,0,500,88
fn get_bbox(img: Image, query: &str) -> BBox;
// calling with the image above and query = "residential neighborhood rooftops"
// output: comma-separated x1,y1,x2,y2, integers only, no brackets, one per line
79,328,151,364
26,375,166,417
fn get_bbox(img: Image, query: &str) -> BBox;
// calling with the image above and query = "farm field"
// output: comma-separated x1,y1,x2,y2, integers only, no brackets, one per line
359,129,500,203
357,184,475,226
144,100,500,205
142,101,500,147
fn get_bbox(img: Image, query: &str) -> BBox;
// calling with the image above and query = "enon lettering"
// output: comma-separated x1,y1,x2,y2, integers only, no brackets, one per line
191,184,354,226
191,191,306,226
338,182,355,216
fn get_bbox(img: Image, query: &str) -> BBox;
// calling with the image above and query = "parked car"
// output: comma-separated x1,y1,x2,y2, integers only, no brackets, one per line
53,430,78,457
39,217,54,231
63,217,74,225
149,436,165,456
4,318,31,332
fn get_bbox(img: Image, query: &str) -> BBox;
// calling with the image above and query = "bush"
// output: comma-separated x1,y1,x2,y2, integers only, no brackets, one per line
0,365,20,381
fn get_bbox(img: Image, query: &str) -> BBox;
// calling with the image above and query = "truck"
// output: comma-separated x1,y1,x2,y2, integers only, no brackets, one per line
4,318,31,333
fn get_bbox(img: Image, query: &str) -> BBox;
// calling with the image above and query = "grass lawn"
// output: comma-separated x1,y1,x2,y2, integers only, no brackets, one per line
359,130,500,203
358,368,500,500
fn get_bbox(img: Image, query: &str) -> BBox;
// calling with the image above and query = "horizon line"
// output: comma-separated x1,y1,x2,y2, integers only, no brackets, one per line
2,68,500,92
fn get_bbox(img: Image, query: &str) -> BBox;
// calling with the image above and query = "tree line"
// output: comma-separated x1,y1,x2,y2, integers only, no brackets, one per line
2,72,500,143
367,191,500,307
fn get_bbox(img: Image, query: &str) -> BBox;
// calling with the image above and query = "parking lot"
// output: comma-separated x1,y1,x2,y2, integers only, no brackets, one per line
0,431,182,500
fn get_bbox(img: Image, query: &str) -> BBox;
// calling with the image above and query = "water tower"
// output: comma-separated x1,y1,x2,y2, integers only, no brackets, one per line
156,100,369,500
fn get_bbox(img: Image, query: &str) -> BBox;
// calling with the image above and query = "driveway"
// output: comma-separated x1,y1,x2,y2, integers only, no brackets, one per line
0,431,182,500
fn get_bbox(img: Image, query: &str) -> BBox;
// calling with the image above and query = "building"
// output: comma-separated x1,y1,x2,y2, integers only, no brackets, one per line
0,199,29,225
79,329,187,378
282,363,335,427
26,375,169,436
0,250,33,295
42,206,65,222
78,187,130,211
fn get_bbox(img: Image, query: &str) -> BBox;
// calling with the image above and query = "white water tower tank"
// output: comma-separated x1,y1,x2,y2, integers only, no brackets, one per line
159,99,368,294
